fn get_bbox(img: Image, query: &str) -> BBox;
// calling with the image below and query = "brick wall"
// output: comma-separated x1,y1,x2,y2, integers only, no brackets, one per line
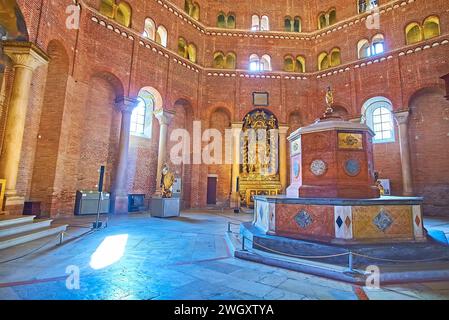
0,0,447,215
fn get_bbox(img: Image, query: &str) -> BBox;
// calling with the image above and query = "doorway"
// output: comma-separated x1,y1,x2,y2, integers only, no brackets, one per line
207,176,217,205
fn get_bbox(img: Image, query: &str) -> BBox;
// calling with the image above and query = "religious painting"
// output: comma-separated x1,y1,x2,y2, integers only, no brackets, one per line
338,132,364,150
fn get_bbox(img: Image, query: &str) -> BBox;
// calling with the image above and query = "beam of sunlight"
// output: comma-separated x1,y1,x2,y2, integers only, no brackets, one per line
89,234,128,270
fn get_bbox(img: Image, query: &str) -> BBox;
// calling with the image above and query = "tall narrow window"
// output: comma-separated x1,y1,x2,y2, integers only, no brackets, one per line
261,15,269,31
249,54,260,71
227,14,236,28
328,9,337,25
358,39,371,58
213,51,225,68
251,15,260,31
371,34,384,55
405,22,423,44
156,25,168,47
178,37,187,58
318,52,329,70
330,48,341,67
293,16,301,32
295,56,305,72
260,54,271,71
143,18,156,40
284,55,295,72
115,2,132,27
423,16,440,40
284,16,292,32
225,53,236,69
217,12,226,28
187,43,197,63
131,98,146,135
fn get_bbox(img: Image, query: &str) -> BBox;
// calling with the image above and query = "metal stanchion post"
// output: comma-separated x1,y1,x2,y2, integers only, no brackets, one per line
348,251,354,273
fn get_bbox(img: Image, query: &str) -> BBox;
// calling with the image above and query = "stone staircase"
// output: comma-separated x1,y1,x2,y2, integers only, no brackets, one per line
0,215,68,250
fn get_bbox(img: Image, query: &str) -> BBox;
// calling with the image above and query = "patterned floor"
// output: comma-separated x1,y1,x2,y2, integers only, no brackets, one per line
0,210,448,300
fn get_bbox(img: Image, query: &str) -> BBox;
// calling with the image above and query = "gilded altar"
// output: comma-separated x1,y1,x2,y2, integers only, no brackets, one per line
238,109,282,207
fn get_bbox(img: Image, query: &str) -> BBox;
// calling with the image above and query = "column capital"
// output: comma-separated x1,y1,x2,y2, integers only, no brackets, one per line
154,108,175,126
394,110,410,125
230,121,243,129
2,41,49,70
278,124,289,135
115,96,138,113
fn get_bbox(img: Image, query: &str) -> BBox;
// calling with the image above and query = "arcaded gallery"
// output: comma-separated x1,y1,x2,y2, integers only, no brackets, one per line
0,0,449,302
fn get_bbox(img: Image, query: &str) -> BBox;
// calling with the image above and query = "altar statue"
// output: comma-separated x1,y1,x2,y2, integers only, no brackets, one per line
160,164,175,198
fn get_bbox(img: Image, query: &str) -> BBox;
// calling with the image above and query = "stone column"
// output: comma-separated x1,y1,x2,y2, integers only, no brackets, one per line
395,111,414,196
111,97,138,214
0,42,49,213
154,109,175,193
278,125,289,193
230,122,242,208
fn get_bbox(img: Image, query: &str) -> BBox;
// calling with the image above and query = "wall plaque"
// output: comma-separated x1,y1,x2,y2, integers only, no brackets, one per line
252,92,269,106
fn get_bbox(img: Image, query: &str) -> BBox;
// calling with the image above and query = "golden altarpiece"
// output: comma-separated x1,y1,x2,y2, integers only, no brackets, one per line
238,109,282,207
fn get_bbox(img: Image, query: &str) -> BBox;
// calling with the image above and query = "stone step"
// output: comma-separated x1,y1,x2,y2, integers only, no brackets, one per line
0,215,36,228
0,224,68,250
0,219,53,238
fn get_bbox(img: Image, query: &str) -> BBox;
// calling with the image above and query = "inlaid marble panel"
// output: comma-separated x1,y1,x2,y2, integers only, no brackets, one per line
275,204,334,240
351,205,413,240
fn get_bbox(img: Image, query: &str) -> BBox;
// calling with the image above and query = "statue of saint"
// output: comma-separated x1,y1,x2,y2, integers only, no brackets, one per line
160,164,175,198
325,86,334,108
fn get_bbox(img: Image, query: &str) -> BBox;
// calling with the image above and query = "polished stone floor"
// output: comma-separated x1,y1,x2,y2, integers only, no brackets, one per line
0,210,449,300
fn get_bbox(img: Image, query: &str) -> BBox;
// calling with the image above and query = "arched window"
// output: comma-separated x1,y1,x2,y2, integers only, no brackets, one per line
328,9,337,25
131,93,154,138
143,18,156,40
227,14,236,28
178,37,187,58
99,0,115,18
187,43,197,63
284,55,295,72
363,97,395,143
405,22,423,44
191,2,200,20
156,25,168,47
217,12,226,28
318,13,326,29
260,15,269,31
358,39,371,58
260,54,271,71
213,51,225,68
358,0,378,13
330,48,341,67
225,52,236,69
371,33,384,55
318,52,329,70
423,16,440,40
184,0,192,14
284,16,292,32
295,55,305,72
249,54,260,71
251,15,260,31
115,2,131,27
184,0,199,20
293,16,301,32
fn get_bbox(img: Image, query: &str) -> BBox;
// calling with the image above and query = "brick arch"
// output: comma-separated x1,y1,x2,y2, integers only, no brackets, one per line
205,104,233,124
408,86,449,215
88,70,125,100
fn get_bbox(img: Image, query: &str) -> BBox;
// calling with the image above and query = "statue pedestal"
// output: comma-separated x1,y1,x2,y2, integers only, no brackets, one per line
150,197,180,218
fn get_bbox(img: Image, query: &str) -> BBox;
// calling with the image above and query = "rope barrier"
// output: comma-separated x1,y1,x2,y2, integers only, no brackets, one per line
232,226,449,265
